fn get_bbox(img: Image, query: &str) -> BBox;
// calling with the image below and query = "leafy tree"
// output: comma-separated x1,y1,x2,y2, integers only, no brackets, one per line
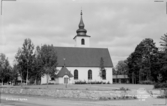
116,60,128,77
10,64,19,85
15,38,34,85
15,48,24,84
99,57,105,79
160,33,167,51
31,46,44,84
0,53,11,85
40,44,58,85
158,52,167,82
126,38,158,83
157,73,163,83
159,33,167,82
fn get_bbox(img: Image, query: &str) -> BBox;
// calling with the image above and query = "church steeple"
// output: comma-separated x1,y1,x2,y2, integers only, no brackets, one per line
76,10,87,36
74,10,91,48
79,10,84,29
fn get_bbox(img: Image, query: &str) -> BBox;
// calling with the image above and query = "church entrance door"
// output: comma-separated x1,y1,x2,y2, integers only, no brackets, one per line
64,78,68,84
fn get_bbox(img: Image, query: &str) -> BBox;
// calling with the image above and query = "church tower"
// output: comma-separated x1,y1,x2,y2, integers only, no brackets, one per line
73,10,91,47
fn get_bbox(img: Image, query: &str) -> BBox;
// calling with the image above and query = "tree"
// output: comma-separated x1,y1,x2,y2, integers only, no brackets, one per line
10,64,19,85
126,38,158,83
116,60,128,79
31,46,44,85
0,53,11,85
159,33,167,82
99,57,105,79
15,48,24,85
40,44,58,85
160,33,167,51
15,38,34,85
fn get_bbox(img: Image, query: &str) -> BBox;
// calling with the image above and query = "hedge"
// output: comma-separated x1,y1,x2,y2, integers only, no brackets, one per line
75,81,110,84
154,83,167,89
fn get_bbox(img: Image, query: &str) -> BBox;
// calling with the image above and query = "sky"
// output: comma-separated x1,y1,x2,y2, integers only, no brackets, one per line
0,0,167,67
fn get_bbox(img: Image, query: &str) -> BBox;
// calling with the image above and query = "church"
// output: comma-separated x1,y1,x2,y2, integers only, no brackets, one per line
41,11,113,84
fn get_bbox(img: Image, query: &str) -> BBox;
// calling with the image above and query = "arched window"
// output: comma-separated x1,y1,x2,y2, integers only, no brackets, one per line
88,70,92,80
74,70,78,80
102,69,106,80
51,77,55,80
81,39,85,45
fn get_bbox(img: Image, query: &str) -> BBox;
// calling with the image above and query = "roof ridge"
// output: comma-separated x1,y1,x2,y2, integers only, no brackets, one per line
54,46,108,49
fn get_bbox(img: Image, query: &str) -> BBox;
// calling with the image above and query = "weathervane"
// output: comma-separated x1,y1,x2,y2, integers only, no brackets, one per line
1,0,16,15
154,0,167,14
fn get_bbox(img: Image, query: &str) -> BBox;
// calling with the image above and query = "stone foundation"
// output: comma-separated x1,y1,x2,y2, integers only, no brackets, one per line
1,87,135,100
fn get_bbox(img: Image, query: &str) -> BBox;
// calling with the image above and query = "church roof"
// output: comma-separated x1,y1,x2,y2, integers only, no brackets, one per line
54,47,113,67
57,66,73,77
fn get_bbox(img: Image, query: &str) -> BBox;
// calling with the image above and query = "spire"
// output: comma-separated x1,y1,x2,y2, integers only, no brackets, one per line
76,10,87,36
79,10,84,29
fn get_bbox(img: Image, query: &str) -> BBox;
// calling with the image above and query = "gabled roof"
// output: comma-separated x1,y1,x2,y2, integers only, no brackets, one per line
54,47,113,67
57,66,73,77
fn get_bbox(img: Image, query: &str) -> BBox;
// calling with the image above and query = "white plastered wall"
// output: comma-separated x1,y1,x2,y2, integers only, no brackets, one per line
74,36,90,47
41,67,113,84
56,75,74,84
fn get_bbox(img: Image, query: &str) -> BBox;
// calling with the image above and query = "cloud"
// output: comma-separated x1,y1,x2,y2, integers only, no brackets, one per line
0,0,166,66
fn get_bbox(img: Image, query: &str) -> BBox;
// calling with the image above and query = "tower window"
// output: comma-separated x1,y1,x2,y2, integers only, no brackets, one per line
81,39,85,45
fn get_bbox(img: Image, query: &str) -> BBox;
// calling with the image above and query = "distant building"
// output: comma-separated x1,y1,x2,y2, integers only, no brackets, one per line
113,75,129,83
41,11,113,84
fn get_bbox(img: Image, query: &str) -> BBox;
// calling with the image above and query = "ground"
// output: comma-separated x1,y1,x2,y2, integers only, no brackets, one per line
1,84,166,106
1,93,166,106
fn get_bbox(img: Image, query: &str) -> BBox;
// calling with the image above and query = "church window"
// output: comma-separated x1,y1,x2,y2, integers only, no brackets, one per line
88,70,92,80
102,69,106,80
51,77,55,80
74,70,78,80
81,39,85,45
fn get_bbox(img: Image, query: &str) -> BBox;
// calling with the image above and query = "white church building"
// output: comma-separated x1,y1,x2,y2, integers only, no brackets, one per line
41,11,113,84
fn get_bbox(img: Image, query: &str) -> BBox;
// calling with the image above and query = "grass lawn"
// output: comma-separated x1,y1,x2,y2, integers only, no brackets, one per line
2,84,154,91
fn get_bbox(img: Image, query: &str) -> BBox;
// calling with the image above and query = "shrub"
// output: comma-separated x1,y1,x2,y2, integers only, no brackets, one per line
157,95,167,98
75,81,108,84
139,80,154,85
133,96,137,99
120,87,126,91
113,97,116,100
99,97,108,100
120,87,129,91
154,83,167,89
102,82,106,84
75,81,86,84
